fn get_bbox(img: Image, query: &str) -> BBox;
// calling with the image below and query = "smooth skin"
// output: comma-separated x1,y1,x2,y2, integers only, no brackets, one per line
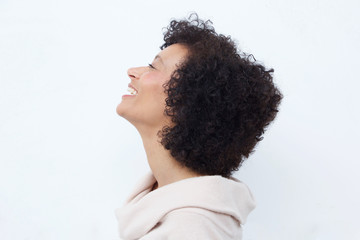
116,43,205,191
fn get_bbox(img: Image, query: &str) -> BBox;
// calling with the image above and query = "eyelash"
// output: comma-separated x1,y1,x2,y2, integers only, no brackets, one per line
148,64,155,69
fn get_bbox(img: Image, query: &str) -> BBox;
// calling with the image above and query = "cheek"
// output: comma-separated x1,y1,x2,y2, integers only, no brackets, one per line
142,72,169,95
140,74,169,115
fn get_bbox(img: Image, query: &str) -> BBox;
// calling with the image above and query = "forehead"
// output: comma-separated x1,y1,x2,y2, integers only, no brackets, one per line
157,44,188,70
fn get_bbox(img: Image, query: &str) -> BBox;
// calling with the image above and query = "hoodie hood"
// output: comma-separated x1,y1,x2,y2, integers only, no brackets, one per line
115,171,256,239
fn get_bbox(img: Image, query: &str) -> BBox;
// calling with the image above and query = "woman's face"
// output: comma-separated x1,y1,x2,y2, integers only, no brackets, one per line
116,43,188,130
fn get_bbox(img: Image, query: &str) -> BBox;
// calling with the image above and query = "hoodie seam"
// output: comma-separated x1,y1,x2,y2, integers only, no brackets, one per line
165,209,239,238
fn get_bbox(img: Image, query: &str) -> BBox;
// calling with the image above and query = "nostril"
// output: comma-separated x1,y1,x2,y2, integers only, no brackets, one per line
127,67,140,79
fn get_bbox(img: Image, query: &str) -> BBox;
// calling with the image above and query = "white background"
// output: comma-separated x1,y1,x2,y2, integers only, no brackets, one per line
1,0,359,239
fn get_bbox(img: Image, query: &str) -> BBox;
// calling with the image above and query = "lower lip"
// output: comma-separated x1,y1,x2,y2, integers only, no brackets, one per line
122,94,137,98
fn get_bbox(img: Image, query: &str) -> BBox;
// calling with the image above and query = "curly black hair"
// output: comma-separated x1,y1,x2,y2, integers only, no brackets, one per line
156,13,283,178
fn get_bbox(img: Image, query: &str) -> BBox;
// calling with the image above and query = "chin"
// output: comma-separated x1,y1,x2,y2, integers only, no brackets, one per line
116,103,126,117
116,104,138,125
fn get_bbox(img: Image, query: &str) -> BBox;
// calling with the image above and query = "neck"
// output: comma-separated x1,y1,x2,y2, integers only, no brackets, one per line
136,125,205,190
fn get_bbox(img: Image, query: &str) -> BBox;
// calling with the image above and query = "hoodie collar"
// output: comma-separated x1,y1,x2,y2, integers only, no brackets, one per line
115,171,256,239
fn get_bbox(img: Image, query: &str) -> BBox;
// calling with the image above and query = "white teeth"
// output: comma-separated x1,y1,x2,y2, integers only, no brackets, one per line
127,87,138,95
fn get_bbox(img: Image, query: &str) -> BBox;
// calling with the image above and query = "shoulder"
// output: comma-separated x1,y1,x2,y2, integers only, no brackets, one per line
140,208,242,240
164,208,219,229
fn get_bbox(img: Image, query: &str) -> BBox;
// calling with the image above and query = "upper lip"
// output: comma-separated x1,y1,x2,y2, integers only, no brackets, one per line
128,83,138,92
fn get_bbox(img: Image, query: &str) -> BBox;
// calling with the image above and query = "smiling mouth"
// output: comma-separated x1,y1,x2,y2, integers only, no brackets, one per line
127,87,138,95
127,83,138,95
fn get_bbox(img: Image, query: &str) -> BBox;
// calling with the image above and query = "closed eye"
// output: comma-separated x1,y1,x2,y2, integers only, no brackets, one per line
148,63,155,69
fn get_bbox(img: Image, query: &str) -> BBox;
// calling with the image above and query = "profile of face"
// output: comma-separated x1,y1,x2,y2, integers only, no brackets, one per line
116,43,188,132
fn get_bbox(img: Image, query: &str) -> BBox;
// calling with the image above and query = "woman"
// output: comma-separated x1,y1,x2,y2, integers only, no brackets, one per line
115,13,283,240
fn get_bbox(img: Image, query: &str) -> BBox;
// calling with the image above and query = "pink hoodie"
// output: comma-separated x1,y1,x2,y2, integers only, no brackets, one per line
115,171,256,240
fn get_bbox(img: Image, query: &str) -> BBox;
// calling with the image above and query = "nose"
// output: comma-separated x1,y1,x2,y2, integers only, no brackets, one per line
127,67,145,80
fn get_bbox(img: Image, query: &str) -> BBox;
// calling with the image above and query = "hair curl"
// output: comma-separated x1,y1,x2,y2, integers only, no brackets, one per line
157,13,283,178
